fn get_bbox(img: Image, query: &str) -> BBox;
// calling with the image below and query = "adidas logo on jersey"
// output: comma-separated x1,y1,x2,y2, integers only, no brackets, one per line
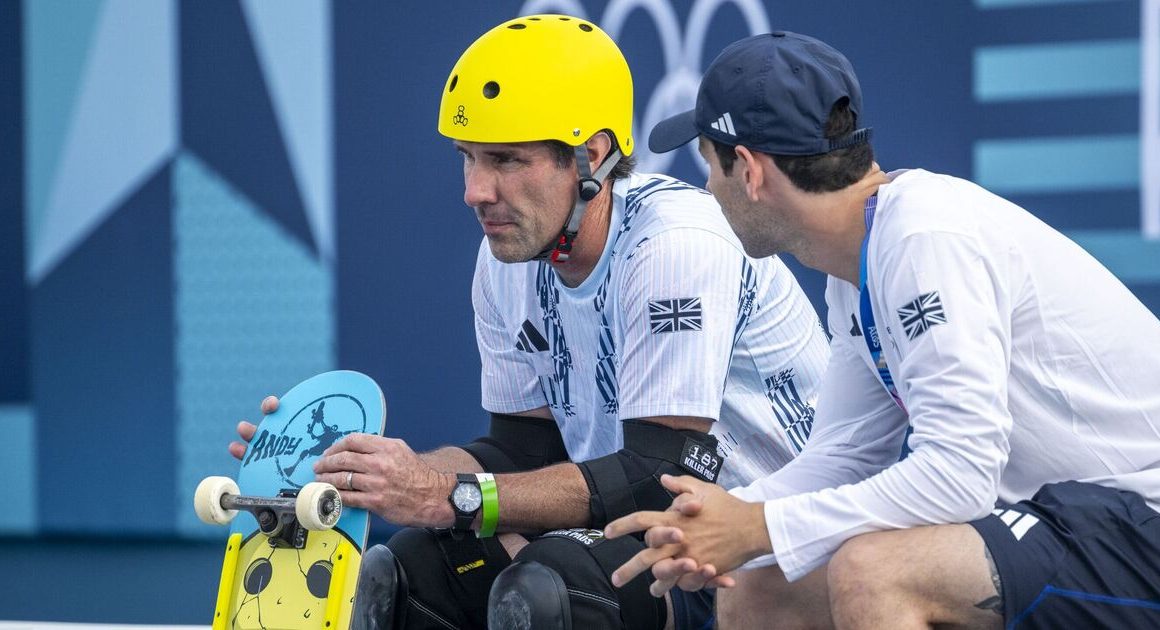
515,319,549,353
710,112,736,137
993,508,1040,541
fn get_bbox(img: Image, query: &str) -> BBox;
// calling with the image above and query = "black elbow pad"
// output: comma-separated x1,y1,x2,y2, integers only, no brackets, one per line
461,413,570,473
577,419,724,527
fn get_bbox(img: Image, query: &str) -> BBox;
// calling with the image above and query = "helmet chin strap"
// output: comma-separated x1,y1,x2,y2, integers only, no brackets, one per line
534,144,622,263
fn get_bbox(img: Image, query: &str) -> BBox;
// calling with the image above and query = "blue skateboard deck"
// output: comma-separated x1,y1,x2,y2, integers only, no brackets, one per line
209,370,386,630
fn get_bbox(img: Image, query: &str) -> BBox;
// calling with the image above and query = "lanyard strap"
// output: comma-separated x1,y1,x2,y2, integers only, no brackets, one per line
858,196,906,411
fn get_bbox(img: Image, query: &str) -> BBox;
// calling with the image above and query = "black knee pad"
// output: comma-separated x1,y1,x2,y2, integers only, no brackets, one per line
385,527,511,630
352,543,408,630
490,529,665,630
488,560,572,630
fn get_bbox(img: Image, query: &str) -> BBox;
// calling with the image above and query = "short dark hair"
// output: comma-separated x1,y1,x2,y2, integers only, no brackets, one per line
546,130,636,181
711,98,873,192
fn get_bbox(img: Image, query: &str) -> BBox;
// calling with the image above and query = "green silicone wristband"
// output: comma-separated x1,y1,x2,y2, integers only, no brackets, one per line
476,472,498,538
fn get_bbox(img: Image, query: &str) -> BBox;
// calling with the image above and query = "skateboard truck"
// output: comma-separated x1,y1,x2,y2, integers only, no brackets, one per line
195,477,343,549
230,488,341,548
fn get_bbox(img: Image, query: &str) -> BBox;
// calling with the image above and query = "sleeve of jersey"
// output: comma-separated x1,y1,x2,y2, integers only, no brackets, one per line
730,330,908,502
614,230,743,420
728,306,909,569
761,231,1014,581
472,242,545,414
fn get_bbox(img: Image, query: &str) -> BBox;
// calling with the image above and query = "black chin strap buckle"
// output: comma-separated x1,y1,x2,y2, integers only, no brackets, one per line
578,177,602,202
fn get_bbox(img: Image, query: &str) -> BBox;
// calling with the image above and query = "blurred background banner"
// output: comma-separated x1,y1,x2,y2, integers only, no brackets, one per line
0,0,1157,623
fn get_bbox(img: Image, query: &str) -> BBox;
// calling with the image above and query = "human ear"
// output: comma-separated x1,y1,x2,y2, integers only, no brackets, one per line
735,146,764,201
586,131,614,171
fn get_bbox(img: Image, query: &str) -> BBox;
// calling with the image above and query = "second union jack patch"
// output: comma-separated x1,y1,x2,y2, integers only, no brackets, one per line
897,291,947,340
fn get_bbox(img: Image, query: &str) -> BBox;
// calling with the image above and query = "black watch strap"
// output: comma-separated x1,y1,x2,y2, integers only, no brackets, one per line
450,472,481,531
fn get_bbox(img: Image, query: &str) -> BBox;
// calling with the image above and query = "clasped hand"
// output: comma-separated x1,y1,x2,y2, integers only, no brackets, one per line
604,474,769,596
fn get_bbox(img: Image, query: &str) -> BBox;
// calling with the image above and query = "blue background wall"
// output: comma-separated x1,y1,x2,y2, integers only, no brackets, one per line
1,0,1157,623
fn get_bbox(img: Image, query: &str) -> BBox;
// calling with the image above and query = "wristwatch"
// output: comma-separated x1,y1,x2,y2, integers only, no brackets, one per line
449,473,483,531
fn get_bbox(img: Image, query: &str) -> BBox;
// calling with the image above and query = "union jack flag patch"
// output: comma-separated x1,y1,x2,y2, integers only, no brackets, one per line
897,291,947,340
649,297,703,334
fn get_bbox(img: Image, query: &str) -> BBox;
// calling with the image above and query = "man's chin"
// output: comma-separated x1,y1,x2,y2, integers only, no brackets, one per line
486,237,541,264
740,239,778,260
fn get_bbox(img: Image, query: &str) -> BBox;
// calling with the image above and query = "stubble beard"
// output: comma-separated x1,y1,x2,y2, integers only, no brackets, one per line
482,190,569,263
721,203,781,260
485,222,557,263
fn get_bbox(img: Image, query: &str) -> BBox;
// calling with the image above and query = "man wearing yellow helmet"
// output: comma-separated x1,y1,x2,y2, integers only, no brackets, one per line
236,14,830,629
436,13,636,268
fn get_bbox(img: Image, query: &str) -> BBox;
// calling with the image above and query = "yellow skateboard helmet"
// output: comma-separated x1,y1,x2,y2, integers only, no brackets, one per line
438,14,635,155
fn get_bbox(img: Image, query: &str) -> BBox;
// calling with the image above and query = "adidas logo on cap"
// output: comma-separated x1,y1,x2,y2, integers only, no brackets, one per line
709,112,736,137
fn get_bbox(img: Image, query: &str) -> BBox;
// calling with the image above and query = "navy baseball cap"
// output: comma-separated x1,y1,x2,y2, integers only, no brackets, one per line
649,31,871,155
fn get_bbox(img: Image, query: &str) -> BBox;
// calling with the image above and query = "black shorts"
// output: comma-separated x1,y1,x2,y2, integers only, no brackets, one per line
969,481,1160,629
670,587,715,630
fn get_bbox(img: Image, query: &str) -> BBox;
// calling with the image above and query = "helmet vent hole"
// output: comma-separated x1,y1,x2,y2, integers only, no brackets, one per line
483,81,500,99
558,16,571,21
529,16,541,20
448,75,458,92
508,23,526,30
579,23,593,32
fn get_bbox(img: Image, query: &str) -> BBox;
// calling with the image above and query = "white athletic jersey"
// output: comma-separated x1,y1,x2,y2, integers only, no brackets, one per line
473,172,830,488
732,169,1160,580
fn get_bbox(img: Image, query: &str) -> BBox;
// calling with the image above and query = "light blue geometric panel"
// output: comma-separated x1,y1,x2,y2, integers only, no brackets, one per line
975,0,1130,8
24,0,106,276
174,151,335,538
974,40,1139,102
974,134,1139,193
27,0,177,284
519,0,589,19
0,405,36,534
1145,0,1160,237
1067,230,1160,282
240,0,335,262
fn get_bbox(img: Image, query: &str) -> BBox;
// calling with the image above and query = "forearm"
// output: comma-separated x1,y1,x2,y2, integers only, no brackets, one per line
491,462,590,532
421,445,485,473
415,445,588,533
420,415,713,534
763,444,1002,580
415,460,590,533
486,416,719,533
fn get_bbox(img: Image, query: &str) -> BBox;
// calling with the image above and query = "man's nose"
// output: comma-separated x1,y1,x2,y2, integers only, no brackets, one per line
463,164,498,207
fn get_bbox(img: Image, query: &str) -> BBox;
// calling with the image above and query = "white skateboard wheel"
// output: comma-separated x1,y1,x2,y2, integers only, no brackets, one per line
297,482,342,530
194,476,239,525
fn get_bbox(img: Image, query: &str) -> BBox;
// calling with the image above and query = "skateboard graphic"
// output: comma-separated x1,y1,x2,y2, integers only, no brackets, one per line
195,370,387,630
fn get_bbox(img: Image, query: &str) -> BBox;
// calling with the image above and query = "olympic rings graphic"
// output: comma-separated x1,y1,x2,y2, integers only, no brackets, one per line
519,0,772,175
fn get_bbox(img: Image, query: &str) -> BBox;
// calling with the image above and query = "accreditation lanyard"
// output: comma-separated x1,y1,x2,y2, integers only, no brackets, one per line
859,195,907,412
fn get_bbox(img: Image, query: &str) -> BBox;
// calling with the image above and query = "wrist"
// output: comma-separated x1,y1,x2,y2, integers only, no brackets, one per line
432,470,457,528
443,471,500,536
744,500,773,561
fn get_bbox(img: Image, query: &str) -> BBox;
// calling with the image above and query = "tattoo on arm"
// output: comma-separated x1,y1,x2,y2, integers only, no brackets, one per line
974,542,1004,616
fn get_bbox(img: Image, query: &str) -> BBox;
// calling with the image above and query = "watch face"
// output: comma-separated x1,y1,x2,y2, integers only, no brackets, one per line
452,482,482,512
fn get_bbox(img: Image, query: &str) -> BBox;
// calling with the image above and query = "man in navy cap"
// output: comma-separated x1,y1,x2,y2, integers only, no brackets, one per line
604,31,1160,629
